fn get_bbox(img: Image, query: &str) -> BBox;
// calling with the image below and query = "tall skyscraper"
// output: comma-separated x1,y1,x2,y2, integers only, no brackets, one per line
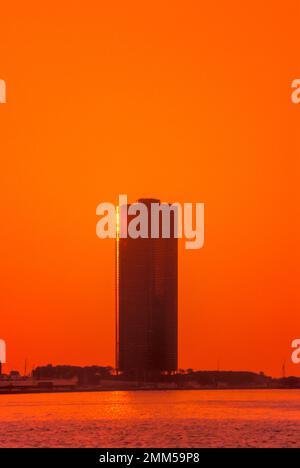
116,198,178,376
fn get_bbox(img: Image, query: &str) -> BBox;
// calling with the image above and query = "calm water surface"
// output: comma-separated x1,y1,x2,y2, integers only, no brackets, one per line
0,389,299,447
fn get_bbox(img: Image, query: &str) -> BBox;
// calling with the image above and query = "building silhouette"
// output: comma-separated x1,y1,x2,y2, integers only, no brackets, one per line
116,198,178,376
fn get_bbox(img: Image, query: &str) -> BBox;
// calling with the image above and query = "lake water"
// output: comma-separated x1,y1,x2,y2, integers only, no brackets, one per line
0,389,300,447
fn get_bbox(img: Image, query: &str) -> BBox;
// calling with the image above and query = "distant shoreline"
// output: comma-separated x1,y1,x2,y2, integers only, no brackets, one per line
0,385,299,396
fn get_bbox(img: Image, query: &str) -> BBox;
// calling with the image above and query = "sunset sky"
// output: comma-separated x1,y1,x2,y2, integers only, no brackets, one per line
0,1,299,377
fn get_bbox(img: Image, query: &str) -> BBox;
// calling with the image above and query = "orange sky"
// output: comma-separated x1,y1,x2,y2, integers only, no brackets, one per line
0,1,299,377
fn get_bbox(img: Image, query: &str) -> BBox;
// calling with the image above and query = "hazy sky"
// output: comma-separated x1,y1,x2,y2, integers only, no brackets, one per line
0,1,299,376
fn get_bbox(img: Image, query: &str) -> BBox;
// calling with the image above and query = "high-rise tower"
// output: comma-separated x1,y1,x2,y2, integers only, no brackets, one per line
116,198,178,375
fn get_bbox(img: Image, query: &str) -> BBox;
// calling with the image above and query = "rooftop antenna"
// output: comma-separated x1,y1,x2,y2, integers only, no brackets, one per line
282,360,286,379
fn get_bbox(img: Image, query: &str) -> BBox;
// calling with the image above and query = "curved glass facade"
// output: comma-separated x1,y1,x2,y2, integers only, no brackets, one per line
116,199,178,375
